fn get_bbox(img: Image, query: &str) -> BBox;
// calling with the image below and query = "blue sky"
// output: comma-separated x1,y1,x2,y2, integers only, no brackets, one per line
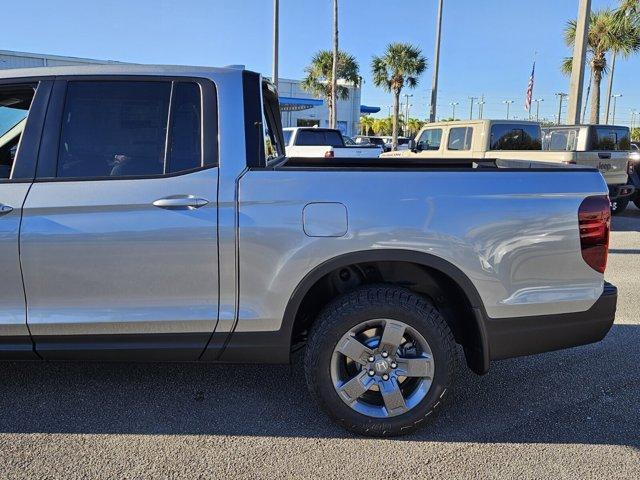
3,0,639,124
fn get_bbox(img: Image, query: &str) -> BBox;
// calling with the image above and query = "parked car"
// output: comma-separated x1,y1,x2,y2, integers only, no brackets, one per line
380,136,411,151
542,125,634,214
354,135,389,152
284,127,381,158
384,120,633,214
0,64,617,437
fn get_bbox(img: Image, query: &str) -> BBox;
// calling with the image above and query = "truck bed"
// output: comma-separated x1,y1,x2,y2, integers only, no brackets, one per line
279,156,595,171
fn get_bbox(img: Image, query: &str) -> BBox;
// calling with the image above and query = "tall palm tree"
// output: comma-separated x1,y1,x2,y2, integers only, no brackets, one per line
372,43,427,149
563,9,640,123
406,118,424,138
301,50,360,128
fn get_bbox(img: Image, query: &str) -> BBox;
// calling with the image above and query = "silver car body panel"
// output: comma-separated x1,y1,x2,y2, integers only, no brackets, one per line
0,65,610,357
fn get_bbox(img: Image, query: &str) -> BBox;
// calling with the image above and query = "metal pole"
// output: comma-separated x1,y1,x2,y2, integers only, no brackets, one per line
556,92,568,125
449,101,459,119
429,0,444,122
535,98,544,122
468,96,477,120
566,0,591,124
604,51,617,124
611,94,622,124
272,0,279,89
503,100,513,119
477,95,485,119
404,94,413,135
331,0,338,129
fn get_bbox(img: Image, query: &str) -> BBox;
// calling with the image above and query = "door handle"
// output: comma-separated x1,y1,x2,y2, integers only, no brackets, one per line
598,153,611,159
152,195,209,210
0,204,13,215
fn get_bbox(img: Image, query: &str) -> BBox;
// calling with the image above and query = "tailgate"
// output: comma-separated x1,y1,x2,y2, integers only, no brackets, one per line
574,152,629,185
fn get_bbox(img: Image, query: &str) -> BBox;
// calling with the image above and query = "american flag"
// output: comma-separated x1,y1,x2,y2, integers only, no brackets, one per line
525,61,535,111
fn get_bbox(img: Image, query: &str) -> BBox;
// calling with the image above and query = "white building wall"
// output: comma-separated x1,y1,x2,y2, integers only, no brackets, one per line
278,78,362,137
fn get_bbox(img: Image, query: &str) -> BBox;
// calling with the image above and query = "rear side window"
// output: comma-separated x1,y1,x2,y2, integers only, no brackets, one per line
0,85,35,179
490,124,542,150
295,129,343,147
593,127,631,151
417,128,442,150
543,129,578,151
57,81,203,179
447,127,473,151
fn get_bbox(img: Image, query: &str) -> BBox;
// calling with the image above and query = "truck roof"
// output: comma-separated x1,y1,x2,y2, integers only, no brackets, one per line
424,119,540,127
0,63,247,80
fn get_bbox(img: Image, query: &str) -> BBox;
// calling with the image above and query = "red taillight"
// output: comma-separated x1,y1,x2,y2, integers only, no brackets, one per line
324,150,334,158
578,195,610,274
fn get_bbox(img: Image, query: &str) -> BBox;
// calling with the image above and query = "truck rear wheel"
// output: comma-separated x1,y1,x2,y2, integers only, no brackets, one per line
304,285,456,437
611,199,629,215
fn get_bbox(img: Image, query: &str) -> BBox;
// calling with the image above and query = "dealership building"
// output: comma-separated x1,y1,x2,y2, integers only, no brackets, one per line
0,50,379,137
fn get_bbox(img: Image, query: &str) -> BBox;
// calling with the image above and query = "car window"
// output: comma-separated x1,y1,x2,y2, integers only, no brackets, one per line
343,135,355,146
167,83,202,174
593,127,631,151
447,127,473,151
296,129,343,147
0,85,35,179
490,124,542,150
57,81,205,179
417,129,442,151
283,130,293,146
543,129,578,151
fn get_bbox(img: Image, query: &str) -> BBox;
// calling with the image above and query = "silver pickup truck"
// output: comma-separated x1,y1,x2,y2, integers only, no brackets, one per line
0,65,617,437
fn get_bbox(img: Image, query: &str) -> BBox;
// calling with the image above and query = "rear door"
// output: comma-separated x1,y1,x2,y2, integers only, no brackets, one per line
0,80,51,358
580,126,631,185
20,76,220,360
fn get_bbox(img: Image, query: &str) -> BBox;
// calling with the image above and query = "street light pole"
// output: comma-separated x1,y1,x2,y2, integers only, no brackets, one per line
534,98,544,122
272,0,279,89
468,96,477,119
449,101,459,119
503,100,514,119
611,94,622,125
404,93,413,135
556,92,568,125
477,96,485,119
429,0,444,122
330,0,339,129
566,0,591,124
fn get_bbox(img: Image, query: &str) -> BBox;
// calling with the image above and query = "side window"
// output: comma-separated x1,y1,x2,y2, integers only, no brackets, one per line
167,83,202,174
0,85,35,179
57,80,205,179
593,127,631,151
417,129,442,151
490,124,542,150
447,127,473,151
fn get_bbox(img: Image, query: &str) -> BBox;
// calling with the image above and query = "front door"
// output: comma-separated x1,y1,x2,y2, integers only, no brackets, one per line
20,78,220,360
0,81,50,358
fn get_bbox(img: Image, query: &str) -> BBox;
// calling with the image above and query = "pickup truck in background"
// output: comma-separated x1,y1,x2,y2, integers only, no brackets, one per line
0,65,617,437
383,119,632,213
542,125,635,213
283,127,382,158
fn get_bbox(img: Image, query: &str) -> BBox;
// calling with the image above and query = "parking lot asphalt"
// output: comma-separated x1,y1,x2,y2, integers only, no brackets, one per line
0,209,639,479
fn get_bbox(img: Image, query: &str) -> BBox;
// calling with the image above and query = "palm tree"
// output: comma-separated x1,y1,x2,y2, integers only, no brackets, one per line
563,9,640,123
372,43,427,149
359,115,375,135
406,118,424,138
301,50,360,128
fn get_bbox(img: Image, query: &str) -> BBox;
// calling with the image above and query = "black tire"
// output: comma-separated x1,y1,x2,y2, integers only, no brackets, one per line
304,285,456,437
611,199,629,215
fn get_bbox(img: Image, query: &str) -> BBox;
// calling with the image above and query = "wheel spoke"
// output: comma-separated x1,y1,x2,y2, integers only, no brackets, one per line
336,335,374,365
379,320,406,354
337,371,374,404
396,356,433,378
380,378,407,415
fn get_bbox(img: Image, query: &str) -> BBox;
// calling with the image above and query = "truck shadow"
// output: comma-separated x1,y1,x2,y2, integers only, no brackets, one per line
0,324,637,448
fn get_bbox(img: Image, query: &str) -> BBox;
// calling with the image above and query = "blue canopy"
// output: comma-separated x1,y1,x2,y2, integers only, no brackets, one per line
360,105,381,114
279,96,323,112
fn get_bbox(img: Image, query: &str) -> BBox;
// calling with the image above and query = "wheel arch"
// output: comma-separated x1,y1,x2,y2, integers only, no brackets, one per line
282,249,490,375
